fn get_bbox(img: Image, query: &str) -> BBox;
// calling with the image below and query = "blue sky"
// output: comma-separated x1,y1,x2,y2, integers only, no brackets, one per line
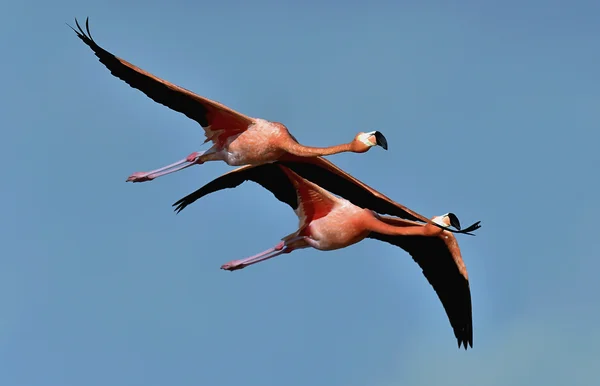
1,1,599,385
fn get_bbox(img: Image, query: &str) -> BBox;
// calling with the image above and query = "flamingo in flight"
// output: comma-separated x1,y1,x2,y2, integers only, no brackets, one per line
173,162,480,350
69,18,388,183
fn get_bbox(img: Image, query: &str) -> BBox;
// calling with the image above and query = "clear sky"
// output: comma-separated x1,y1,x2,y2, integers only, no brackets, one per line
1,1,599,385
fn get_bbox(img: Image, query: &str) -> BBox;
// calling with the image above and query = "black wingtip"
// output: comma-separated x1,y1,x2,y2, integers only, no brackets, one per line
66,21,77,33
457,338,472,350
70,17,92,40
75,17,83,34
373,131,388,150
171,199,186,214
85,17,93,40
447,212,461,230
67,18,80,34
460,221,482,235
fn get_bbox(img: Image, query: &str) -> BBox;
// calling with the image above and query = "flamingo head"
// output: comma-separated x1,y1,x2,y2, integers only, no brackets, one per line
355,131,388,152
431,212,462,230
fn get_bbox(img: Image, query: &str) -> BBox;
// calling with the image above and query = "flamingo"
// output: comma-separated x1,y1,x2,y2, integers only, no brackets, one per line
69,18,389,183
173,163,479,349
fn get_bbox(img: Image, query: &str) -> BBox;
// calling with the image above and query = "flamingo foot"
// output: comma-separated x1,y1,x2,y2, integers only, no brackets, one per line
125,150,207,183
126,172,155,183
220,260,247,271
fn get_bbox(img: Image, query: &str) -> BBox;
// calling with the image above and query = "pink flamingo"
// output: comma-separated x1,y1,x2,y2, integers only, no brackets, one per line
69,18,388,183
174,162,480,350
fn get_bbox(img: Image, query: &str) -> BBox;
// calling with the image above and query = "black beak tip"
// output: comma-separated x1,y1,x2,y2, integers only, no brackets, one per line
374,131,388,150
448,212,461,230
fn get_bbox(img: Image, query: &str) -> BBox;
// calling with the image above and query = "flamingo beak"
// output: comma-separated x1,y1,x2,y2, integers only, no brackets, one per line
372,131,388,150
447,212,461,230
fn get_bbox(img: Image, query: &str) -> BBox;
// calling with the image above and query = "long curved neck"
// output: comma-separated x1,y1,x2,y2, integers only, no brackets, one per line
363,215,432,237
284,140,355,157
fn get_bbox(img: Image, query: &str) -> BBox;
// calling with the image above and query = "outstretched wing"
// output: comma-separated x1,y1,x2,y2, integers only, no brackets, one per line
172,164,338,234
171,158,425,222
69,17,254,147
277,155,429,223
368,217,473,349
172,163,299,213
173,156,481,235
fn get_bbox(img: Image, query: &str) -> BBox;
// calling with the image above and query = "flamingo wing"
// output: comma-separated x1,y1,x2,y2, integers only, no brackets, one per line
367,219,473,349
275,155,428,222
70,18,254,147
172,159,420,220
173,158,480,234
172,163,299,213
171,157,430,222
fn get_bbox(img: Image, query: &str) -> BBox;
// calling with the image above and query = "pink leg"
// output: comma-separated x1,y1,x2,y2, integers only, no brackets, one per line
221,236,305,271
126,151,205,183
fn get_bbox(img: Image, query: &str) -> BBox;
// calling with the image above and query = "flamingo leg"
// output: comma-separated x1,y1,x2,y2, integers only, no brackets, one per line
221,236,305,271
126,151,206,183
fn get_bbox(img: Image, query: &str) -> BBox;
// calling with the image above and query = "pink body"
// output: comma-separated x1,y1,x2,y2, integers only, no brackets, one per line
203,119,292,166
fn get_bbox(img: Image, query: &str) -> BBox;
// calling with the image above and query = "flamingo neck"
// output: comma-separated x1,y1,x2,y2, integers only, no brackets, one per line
284,141,354,157
364,215,434,237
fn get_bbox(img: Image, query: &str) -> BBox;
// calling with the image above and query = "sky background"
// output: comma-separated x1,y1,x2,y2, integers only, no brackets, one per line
1,1,599,385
